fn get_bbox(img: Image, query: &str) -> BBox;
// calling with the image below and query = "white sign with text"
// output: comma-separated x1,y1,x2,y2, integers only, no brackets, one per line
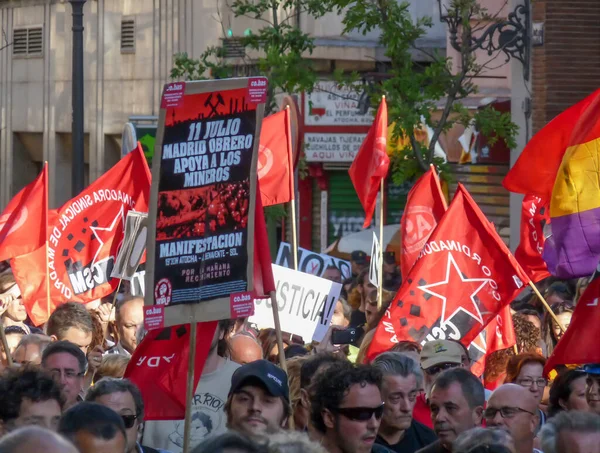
305,133,367,162
276,242,351,280
304,81,374,126
250,264,342,342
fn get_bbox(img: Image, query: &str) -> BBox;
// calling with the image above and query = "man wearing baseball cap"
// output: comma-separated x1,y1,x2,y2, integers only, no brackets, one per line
412,341,464,429
584,364,600,416
225,360,290,437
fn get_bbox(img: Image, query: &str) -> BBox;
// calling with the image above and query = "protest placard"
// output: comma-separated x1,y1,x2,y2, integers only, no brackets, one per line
276,242,351,280
111,211,148,281
369,231,380,288
250,264,342,342
145,78,267,327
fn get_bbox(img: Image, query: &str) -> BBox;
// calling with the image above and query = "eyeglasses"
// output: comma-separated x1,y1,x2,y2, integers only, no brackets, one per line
484,406,535,420
424,362,458,376
333,403,385,421
517,378,547,388
121,414,139,429
48,369,85,380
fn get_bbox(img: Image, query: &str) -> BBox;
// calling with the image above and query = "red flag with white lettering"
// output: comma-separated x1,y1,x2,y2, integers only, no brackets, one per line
0,164,48,261
11,145,151,325
124,321,218,420
468,305,516,379
515,195,551,283
368,184,529,360
349,98,389,228
400,166,448,277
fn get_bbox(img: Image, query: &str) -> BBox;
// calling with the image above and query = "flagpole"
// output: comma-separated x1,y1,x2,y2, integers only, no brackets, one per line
44,162,51,319
430,164,448,210
528,281,566,333
182,321,197,453
269,290,294,430
0,325,12,367
285,106,299,271
378,178,384,309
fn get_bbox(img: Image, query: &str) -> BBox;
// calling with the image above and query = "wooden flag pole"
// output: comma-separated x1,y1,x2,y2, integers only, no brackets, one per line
513,344,519,355
528,281,566,334
378,178,384,309
44,161,51,319
290,200,299,271
0,324,13,367
269,290,295,429
286,106,299,271
182,321,198,453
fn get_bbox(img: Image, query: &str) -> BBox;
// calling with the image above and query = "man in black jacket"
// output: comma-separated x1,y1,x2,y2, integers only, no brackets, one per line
311,361,394,453
371,352,437,453
416,368,484,453
86,377,170,453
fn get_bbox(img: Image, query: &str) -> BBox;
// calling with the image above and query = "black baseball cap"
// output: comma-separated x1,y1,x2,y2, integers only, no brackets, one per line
383,251,396,264
229,360,289,403
351,250,367,265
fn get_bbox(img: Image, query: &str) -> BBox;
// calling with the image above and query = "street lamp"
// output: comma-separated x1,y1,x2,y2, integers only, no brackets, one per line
70,0,87,196
436,0,530,80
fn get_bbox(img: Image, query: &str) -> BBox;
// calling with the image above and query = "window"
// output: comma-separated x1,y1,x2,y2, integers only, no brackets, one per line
13,26,43,57
121,18,135,53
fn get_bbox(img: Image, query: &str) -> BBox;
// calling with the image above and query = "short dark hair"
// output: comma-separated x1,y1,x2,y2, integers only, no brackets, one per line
0,368,64,424
300,352,347,389
41,340,87,374
310,362,382,434
191,432,266,453
85,378,144,419
432,368,485,409
46,302,93,339
548,370,588,418
58,402,126,444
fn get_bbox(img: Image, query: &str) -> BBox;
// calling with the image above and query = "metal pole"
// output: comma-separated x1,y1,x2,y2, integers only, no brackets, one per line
70,0,87,196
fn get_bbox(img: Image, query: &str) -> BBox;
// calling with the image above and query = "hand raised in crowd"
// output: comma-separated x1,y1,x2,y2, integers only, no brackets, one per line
95,303,115,324
313,325,344,355
87,344,104,374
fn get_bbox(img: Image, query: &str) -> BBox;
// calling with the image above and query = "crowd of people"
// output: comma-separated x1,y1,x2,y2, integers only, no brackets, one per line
0,252,598,453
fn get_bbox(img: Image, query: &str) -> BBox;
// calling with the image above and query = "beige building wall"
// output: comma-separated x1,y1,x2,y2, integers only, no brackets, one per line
0,0,446,210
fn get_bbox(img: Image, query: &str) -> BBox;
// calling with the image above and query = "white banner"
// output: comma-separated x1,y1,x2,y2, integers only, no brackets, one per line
250,264,342,342
369,232,380,288
305,133,367,162
276,242,351,280
304,81,374,126
111,211,148,280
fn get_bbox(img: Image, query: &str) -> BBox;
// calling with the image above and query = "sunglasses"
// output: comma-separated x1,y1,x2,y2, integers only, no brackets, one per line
333,403,385,421
121,414,139,429
424,362,458,376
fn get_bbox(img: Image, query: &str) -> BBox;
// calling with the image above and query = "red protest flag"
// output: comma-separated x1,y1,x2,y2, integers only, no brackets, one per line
254,180,276,298
258,109,294,207
11,145,151,325
349,98,389,228
400,166,448,277
0,164,48,261
368,184,529,360
515,195,551,283
124,321,218,420
468,305,516,380
544,271,600,376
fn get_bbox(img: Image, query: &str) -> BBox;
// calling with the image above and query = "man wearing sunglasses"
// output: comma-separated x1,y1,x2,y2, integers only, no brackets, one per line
485,384,541,453
311,361,393,453
413,340,464,429
86,378,169,453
